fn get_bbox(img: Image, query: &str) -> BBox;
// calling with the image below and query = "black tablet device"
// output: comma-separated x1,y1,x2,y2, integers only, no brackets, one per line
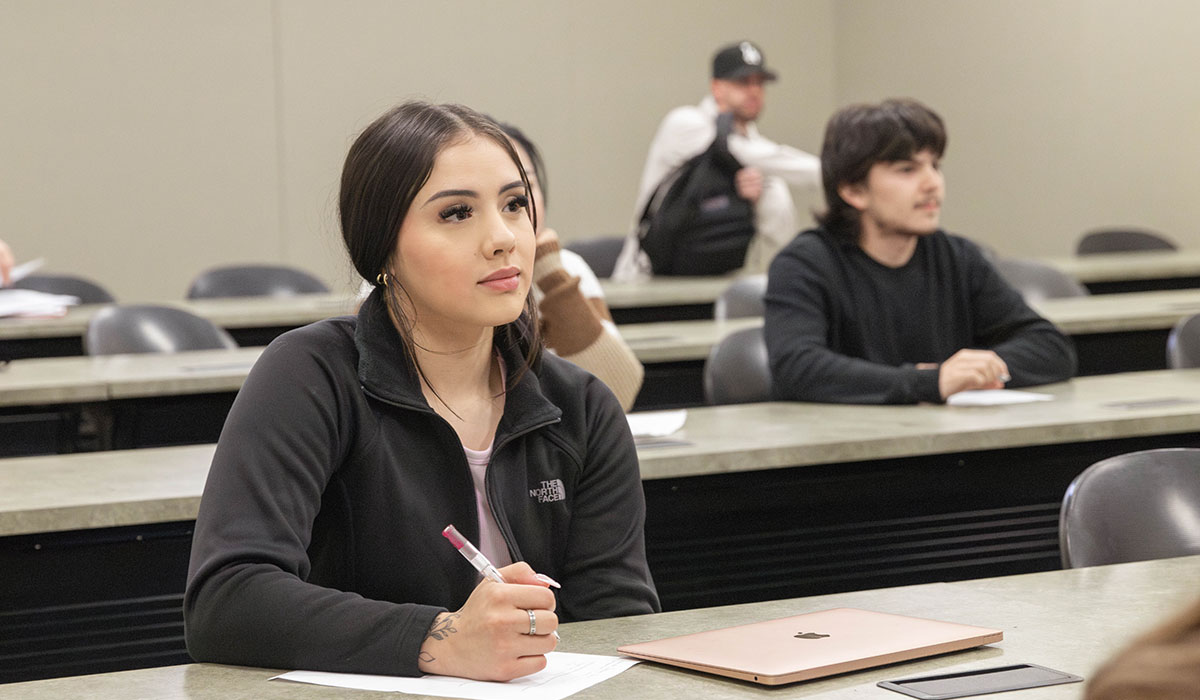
878,663,1082,699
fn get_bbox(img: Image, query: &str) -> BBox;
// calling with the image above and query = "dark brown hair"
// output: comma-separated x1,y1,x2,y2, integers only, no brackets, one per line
339,101,541,390
497,122,548,209
816,98,947,241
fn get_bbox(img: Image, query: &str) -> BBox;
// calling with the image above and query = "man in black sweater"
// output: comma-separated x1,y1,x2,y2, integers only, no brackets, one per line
765,99,1076,404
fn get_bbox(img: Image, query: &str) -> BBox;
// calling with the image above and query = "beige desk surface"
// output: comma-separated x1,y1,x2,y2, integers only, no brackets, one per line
2,555,1196,699
4,284,1200,358
9,285,1200,409
0,293,358,341
0,280,729,342
1042,249,1200,283
0,347,264,407
619,316,760,362
611,287,1200,344
599,276,731,308
0,317,765,407
1034,287,1200,334
7,369,1200,537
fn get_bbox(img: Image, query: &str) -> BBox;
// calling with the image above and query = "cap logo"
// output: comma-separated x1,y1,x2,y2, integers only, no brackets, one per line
740,42,762,66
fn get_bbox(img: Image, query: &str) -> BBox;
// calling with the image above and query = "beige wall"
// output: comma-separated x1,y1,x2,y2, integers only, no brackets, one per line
0,0,833,299
833,0,1200,257
4,1,1197,300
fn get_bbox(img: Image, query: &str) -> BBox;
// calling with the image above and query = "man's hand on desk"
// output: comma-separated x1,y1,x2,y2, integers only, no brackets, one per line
924,349,1011,400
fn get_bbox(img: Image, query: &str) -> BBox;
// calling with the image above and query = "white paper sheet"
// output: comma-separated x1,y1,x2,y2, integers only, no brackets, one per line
0,288,80,318
946,389,1054,406
273,652,638,700
625,409,687,438
8,257,45,283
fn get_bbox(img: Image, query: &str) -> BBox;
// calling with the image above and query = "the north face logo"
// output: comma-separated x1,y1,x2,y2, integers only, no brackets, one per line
529,479,566,503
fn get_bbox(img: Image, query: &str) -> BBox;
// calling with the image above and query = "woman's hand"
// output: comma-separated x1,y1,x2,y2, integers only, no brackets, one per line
417,562,559,681
535,227,560,254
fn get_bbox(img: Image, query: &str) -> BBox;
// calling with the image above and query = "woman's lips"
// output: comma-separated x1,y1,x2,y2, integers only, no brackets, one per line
478,267,521,292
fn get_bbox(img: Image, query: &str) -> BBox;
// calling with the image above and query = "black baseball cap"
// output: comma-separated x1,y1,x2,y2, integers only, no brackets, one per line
712,41,778,82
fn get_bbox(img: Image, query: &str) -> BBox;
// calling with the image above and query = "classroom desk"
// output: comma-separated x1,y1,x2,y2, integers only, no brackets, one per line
6,288,1200,454
0,293,358,360
0,317,763,454
0,277,734,361
6,369,1200,681
1042,249,1200,294
623,287,1200,406
2,555,1196,699
600,275,731,323
0,348,263,455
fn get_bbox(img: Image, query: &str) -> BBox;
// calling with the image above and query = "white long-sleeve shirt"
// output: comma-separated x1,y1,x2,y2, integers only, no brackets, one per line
614,95,820,280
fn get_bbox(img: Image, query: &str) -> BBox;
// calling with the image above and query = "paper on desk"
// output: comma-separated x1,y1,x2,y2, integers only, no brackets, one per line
273,652,638,700
8,258,45,284
0,289,80,318
626,409,687,437
946,389,1054,406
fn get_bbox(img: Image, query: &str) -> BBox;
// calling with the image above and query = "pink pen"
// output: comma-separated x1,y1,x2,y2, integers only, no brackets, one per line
442,524,561,589
442,524,507,584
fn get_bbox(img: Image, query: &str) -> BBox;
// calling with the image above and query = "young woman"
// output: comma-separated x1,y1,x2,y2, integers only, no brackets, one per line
498,123,644,410
184,102,659,681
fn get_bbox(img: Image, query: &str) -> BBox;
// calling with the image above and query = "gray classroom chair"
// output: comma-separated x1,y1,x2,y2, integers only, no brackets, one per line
564,237,624,279
993,258,1088,304
1059,448,1200,568
1076,228,1177,255
1167,313,1200,369
703,326,771,404
713,274,767,320
13,273,116,304
186,264,329,299
84,304,238,355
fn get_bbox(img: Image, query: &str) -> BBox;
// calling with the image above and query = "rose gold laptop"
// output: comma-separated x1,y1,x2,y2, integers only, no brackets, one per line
617,608,1003,686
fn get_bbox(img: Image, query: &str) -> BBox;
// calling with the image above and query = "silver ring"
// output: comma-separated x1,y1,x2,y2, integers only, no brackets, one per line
526,608,537,636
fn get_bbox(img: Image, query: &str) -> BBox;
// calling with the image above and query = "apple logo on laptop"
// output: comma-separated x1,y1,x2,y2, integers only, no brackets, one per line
794,632,830,639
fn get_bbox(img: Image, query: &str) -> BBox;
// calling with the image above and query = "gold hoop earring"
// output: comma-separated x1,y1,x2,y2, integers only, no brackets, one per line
376,272,388,287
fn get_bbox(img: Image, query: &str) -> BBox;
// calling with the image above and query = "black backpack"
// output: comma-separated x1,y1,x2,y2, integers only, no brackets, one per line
636,112,756,276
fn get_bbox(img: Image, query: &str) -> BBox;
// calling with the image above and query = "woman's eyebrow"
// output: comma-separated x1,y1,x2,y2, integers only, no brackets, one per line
498,180,524,194
423,189,477,207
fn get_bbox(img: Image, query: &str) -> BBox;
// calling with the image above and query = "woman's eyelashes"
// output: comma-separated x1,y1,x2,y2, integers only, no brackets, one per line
504,194,529,213
438,195,527,223
439,203,472,222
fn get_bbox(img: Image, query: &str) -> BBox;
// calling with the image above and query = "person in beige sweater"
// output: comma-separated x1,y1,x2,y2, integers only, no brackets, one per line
500,123,644,410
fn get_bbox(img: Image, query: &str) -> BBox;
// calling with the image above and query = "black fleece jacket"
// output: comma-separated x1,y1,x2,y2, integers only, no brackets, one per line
184,291,659,676
765,227,1077,404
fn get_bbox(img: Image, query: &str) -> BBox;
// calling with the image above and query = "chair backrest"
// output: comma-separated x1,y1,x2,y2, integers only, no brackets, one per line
186,264,329,299
703,326,771,404
993,257,1088,304
713,274,767,320
1059,447,1200,568
564,237,624,279
1076,228,1177,255
84,304,238,355
13,273,116,304
1167,313,1200,369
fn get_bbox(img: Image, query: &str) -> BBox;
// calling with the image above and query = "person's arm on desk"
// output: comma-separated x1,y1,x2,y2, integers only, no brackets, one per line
963,239,1077,387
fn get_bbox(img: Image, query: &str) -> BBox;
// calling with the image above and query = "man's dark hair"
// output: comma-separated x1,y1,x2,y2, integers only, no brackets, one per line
816,98,947,240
